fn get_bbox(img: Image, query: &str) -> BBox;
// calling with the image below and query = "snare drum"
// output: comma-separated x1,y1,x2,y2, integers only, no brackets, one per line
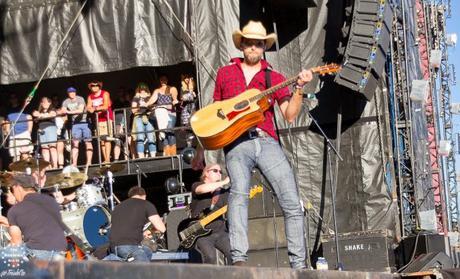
61,205,111,252
76,184,106,207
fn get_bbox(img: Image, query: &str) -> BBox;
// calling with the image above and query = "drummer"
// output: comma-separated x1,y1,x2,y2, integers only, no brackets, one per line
5,174,67,260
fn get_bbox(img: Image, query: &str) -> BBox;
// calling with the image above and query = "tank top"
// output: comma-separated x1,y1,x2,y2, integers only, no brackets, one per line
89,90,114,122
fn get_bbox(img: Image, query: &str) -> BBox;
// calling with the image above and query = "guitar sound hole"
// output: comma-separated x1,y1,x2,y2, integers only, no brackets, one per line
234,100,249,110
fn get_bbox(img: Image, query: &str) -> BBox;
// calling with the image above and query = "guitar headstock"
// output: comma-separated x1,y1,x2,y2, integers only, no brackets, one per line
249,185,264,199
311,63,341,76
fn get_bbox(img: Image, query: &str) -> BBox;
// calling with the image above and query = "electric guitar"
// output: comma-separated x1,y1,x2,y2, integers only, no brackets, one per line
190,63,341,150
179,185,263,249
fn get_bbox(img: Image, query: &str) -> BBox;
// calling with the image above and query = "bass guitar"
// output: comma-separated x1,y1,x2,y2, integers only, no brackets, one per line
179,185,263,249
190,63,341,150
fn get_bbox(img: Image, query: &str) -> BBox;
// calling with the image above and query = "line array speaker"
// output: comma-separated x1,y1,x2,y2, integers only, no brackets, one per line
334,0,393,100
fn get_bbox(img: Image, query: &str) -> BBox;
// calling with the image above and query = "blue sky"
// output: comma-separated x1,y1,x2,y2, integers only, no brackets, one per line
447,1,460,171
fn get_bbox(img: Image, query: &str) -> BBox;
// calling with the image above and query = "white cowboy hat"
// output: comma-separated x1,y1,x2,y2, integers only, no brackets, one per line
232,21,277,50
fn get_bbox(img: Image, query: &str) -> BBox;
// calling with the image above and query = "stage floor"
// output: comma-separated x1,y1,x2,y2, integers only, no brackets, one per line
8,260,400,279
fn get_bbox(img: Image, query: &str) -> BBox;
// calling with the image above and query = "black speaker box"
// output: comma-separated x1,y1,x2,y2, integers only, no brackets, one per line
247,248,290,268
166,208,190,251
334,0,392,100
322,230,396,272
402,252,453,273
399,233,447,267
248,216,287,250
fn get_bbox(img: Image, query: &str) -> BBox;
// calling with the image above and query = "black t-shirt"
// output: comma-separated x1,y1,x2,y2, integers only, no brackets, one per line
132,96,150,116
7,193,67,251
190,182,229,232
109,198,158,247
36,111,56,130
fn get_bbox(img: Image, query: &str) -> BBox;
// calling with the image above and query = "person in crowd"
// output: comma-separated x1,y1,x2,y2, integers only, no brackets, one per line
5,174,67,260
131,83,156,158
51,94,69,168
109,186,166,262
32,97,58,168
150,75,179,156
180,74,197,127
192,21,312,268
3,96,33,162
87,81,114,163
61,87,93,167
190,163,231,264
112,87,132,161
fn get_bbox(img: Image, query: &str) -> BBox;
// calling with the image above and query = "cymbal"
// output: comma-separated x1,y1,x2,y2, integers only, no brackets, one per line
9,158,50,172
95,163,125,176
43,172,88,189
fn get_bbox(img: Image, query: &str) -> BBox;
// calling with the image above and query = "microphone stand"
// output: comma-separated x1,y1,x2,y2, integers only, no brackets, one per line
115,137,147,187
307,109,343,270
107,170,114,210
34,129,43,189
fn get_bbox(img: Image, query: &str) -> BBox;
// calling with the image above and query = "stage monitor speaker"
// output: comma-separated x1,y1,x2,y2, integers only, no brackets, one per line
401,252,453,273
322,230,396,272
398,233,447,267
334,0,393,100
166,208,189,251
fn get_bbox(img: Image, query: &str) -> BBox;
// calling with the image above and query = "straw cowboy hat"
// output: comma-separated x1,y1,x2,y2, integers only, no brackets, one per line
232,21,277,50
88,80,103,90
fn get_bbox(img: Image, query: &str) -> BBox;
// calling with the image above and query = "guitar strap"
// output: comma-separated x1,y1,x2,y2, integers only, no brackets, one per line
265,69,282,147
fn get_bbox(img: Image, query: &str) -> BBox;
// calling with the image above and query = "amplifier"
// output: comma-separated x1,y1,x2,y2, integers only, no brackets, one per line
322,230,396,272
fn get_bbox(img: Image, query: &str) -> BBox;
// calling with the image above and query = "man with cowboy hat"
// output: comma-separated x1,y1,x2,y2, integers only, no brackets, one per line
193,20,312,269
4,174,67,260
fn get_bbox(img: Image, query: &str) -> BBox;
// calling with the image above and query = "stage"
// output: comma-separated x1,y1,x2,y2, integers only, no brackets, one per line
9,260,400,279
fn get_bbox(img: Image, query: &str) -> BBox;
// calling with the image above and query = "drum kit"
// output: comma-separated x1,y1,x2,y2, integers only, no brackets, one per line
2,158,126,254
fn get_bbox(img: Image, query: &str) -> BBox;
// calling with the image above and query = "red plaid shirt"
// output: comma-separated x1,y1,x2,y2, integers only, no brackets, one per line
213,58,291,140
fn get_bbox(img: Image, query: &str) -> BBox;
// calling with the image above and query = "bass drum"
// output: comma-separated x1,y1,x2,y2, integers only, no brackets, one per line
61,205,111,252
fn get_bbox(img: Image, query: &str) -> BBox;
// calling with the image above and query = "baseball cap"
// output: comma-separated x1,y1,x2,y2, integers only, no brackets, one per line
67,87,77,93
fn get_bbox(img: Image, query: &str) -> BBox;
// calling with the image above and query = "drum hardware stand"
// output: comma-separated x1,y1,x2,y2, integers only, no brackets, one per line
34,130,43,189
307,108,343,270
106,170,115,210
115,138,147,188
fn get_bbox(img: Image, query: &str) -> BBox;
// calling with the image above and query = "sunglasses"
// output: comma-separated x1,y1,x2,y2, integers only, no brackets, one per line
208,169,222,174
90,84,100,87
241,40,265,49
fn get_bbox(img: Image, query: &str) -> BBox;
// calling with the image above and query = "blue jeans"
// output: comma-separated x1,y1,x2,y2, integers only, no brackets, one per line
225,136,306,269
163,113,176,146
27,248,65,261
114,245,152,263
134,116,156,154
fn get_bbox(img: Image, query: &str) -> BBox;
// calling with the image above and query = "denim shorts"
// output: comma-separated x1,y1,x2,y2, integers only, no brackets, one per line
39,125,58,146
72,123,92,141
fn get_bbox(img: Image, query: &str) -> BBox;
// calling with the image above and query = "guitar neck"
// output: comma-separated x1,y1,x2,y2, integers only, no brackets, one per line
199,205,228,227
249,65,330,102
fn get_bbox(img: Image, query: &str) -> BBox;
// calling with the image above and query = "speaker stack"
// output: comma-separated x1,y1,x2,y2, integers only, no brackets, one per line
334,0,392,100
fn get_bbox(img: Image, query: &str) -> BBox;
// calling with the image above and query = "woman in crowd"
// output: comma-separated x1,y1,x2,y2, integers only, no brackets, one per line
32,97,58,168
149,75,179,156
131,83,157,158
180,74,197,126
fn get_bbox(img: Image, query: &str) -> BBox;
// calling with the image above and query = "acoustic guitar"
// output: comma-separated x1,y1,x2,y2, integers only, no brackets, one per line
190,63,341,150
179,185,263,249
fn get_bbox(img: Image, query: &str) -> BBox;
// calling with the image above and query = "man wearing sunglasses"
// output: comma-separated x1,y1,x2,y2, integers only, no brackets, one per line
193,21,312,269
190,164,231,265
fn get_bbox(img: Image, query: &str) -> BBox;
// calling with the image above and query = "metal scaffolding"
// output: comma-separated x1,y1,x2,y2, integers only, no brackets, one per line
390,1,418,236
435,1,458,230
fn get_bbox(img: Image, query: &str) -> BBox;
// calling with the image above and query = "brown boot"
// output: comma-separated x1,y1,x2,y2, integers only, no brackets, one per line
163,145,170,156
170,144,177,155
